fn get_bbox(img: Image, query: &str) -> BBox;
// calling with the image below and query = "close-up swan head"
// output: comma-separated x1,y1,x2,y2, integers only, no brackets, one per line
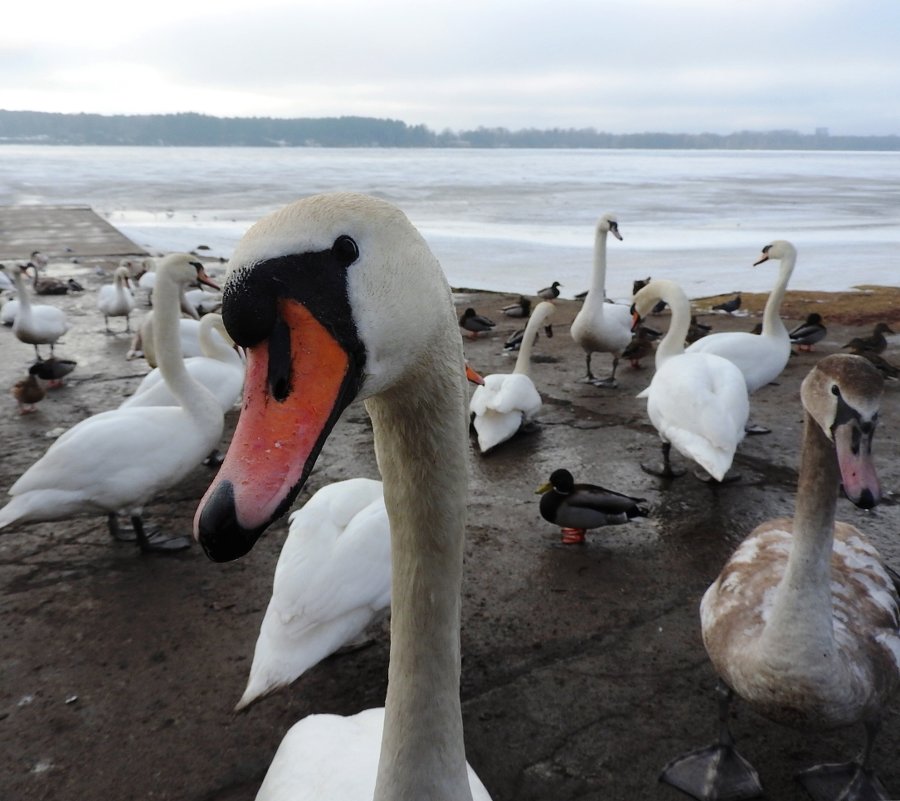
801,353,883,509
194,193,460,562
753,239,796,266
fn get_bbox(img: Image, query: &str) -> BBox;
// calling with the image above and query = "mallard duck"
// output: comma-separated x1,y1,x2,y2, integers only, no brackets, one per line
622,325,658,369
459,307,496,338
500,295,531,318
712,293,741,313
537,280,562,300
686,315,712,344
842,322,894,355
535,468,648,544
12,373,45,414
844,345,899,380
570,214,632,386
661,354,898,801
29,357,77,388
788,312,827,351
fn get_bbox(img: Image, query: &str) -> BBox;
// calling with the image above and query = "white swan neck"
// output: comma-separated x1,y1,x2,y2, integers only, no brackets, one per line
152,273,219,417
587,228,610,300
13,270,32,311
760,254,795,337
513,305,552,374
654,284,690,366
761,413,837,657
367,333,473,801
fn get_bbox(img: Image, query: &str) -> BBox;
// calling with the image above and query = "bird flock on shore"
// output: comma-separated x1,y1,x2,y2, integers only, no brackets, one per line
1,196,899,801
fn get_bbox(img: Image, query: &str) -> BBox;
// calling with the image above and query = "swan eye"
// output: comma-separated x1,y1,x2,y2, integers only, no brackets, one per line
332,235,359,267
831,385,840,396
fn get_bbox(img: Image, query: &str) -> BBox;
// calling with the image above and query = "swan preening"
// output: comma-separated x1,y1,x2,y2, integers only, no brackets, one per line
469,300,555,453
570,214,632,386
632,279,749,482
0,254,224,553
662,354,899,801
194,193,490,800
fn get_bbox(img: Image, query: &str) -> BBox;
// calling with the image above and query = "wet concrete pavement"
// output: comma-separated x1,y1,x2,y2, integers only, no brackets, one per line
1,208,899,801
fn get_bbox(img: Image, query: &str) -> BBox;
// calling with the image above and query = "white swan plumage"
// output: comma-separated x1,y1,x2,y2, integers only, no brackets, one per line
10,265,69,357
97,264,136,333
120,312,244,411
632,279,749,481
469,300,555,453
570,213,632,386
686,240,796,394
662,354,899,800
194,192,490,800
236,478,390,711
0,254,224,552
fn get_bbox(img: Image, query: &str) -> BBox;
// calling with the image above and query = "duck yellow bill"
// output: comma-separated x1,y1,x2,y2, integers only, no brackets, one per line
194,299,358,561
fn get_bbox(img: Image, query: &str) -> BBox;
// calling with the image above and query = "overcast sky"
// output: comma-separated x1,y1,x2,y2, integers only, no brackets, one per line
2,0,898,135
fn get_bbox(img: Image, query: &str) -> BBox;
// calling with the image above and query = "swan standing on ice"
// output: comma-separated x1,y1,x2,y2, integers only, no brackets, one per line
0,254,224,553
662,355,898,801
570,214,632,387
97,265,136,333
632,279,749,482
469,300,555,453
194,193,491,800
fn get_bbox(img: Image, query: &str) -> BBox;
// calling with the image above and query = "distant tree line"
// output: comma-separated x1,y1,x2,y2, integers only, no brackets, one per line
1,110,898,150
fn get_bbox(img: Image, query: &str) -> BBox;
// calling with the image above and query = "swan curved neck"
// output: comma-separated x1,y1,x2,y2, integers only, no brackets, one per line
367,330,473,801
760,255,795,337
654,287,690,366
761,413,837,655
153,276,216,416
13,270,32,310
513,308,550,374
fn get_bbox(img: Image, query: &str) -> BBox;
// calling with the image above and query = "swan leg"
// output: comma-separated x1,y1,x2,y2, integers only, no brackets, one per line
642,442,687,479
107,512,137,542
578,353,597,383
660,682,763,801
796,719,890,801
131,514,192,553
590,355,620,387
202,449,225,467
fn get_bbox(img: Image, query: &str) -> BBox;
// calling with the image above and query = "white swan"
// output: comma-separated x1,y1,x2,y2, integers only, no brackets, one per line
10,265,69,358
632,279,749,482
570,213,632,386
236,478,390,710
0,254,224,553
1,296,18,326
194,193,491,801
120,312,244,411
97,265,136,333
661,354,899,801
686,241,795,433
469,300,555,453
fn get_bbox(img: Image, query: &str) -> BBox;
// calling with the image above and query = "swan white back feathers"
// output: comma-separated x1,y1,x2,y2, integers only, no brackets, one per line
633,279,749,481
236,478,390,711
469,300,555,453
97,265,136,332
